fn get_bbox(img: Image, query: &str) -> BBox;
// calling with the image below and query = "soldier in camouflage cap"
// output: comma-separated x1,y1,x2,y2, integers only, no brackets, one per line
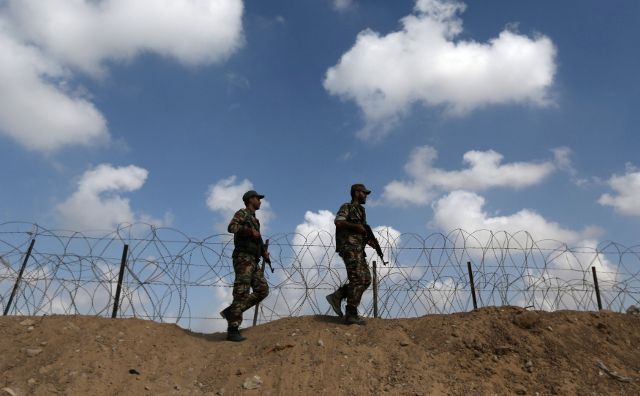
326,183,373,325
220,190,270,341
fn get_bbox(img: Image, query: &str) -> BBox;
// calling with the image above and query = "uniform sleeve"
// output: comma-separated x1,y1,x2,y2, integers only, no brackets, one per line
227,209,247,234
335,203,350,222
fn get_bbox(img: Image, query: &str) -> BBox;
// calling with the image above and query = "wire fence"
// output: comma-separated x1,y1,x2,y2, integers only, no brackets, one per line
1,222,639,332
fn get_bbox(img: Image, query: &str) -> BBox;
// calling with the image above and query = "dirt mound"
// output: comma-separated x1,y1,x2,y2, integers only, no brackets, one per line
1,308,640,395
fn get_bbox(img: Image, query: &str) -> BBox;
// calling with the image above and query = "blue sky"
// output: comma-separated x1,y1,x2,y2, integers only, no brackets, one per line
1,0,639,246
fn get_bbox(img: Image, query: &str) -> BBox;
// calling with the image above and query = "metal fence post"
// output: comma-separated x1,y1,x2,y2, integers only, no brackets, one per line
592,266,603,311
111,244,129,319
3,239,36,316
467,261,478,311
372,260,379,318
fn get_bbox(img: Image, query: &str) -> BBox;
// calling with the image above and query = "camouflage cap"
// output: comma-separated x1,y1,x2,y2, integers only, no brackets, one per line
242,190,265,202
350,183,371,195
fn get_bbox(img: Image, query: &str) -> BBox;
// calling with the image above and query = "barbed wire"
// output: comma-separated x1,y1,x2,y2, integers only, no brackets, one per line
1,222,639,332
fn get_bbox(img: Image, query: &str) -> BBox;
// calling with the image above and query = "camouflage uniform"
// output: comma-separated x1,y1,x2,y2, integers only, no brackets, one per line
334,201,372,312
224,208,269,327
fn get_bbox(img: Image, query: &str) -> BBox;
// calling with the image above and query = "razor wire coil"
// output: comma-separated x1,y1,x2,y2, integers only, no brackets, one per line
1,222,639,330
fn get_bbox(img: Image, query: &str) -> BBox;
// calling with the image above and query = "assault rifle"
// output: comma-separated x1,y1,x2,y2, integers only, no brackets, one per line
259,238,274,273
364,224,388,266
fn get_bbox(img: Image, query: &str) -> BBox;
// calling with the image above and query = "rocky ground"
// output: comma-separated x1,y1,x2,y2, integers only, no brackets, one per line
1,307,640,395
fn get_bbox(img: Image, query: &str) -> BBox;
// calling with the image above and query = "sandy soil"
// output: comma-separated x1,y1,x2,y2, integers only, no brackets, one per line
1,307,640,395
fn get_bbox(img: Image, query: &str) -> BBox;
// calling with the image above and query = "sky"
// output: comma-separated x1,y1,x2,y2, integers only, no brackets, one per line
1,0,640,248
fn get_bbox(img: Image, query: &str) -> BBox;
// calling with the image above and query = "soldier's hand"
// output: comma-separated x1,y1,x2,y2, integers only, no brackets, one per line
250,229,261,239
262,251,270,261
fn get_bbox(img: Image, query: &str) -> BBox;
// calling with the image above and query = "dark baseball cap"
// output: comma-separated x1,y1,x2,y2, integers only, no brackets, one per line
242,190,265,202
350,183,371,195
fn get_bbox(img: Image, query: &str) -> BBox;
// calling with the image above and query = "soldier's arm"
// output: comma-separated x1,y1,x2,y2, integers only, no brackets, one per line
227,210,253,235
334,204,366,234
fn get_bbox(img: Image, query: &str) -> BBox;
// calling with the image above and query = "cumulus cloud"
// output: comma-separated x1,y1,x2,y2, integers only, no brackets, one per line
294,210,337,237
430,190,617,308
324,0,557,139
4,0,244,76
0,25,108,151
206,176,274,233
598,164,640,216
431,190,598,244
382,146,556,206
55,164,169,231
0,0,244,151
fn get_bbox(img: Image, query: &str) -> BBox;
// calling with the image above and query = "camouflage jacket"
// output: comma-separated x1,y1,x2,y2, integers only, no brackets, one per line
228,208,263,257
335,201,367,253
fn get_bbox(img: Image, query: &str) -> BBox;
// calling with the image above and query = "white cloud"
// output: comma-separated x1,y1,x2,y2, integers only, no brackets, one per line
4,0,244,76
598,164,640,216
0,24,108,151
430,190,617,310
431,190,598,244
294,210,337,236
206,176,274,233
0,0,244,152
551,146,594,187
324,0,557,139
55,164,168,231
382,146,555,206
551,146,575,176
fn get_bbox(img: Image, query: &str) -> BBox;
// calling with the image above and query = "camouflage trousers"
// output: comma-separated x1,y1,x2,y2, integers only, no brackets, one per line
337,249,371,310
225,252,269,327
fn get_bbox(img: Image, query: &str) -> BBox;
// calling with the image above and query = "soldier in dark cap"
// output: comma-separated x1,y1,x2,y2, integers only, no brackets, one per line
220,190,270,341
326,183,374,325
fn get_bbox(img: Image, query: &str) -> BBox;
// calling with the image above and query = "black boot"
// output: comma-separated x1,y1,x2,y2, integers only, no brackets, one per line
344,305,366,326
227,326,246,342
326,287,345,317
220,306,231,320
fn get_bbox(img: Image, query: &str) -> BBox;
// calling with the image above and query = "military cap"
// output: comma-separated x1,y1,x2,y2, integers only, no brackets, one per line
242,190,265,202
350,183,371,195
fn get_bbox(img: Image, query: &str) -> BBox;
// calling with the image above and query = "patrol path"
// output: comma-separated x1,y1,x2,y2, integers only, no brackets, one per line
2,307,640,395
